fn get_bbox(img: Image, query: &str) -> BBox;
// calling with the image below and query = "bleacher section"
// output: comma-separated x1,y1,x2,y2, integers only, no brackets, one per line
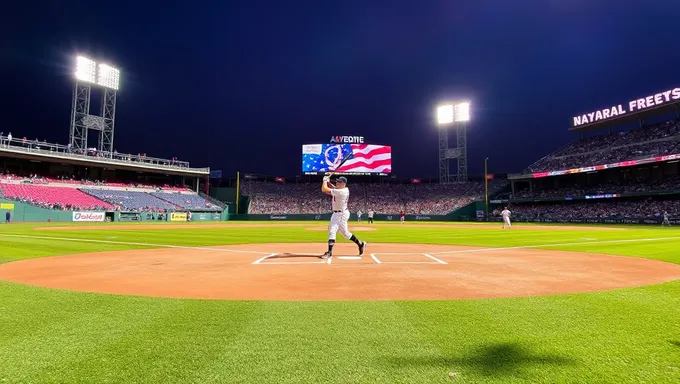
525,119,680,173
242,180,507,215
151,192,222,211
0,184,113,210
0,174,219,213
81,189,180,211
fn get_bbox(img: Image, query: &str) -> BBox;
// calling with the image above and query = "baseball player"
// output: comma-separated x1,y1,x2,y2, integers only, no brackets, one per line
501,206,512,229
357,210,363,223
400,210,405,224
320,175,367,259
367,209,374,224
662,211,671,227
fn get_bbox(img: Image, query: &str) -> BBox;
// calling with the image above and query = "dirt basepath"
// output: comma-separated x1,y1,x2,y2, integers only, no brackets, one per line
1,243,677,301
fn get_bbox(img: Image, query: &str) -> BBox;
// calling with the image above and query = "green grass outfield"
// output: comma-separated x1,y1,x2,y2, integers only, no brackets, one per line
1,221,680,383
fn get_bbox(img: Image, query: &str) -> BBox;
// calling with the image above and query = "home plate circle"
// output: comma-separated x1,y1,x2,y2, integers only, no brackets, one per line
337,256,362,260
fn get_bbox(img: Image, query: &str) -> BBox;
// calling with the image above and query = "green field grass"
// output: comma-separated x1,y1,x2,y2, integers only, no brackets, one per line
1,222,680,383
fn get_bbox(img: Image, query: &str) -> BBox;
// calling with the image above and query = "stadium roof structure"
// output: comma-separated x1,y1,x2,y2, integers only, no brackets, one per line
0,139,209,177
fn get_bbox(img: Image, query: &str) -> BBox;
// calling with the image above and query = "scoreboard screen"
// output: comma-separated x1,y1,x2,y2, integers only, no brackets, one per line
301,143,391,176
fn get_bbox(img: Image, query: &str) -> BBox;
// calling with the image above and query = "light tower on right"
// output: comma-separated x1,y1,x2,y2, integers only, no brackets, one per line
436,101,470,183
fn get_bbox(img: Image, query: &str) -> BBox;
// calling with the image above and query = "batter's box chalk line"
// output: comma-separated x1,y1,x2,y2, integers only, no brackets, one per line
370,253,447,265
252,253,329,265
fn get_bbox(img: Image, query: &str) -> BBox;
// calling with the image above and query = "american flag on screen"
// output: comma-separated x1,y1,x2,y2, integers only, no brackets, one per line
302,144,392,173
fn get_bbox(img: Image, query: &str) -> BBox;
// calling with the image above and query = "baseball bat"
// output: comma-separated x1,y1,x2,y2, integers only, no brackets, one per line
327,150,354,177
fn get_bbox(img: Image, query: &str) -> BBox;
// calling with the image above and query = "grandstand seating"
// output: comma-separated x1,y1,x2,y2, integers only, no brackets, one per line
503,198,679,219
0,184,112,210
81,189,180,211
152,192,222,211
525,119,680,173
242,180,507,215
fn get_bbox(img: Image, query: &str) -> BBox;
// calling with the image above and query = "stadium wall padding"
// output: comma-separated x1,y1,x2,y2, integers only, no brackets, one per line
1,199,74,222
209,187,244,214
229,213,455,221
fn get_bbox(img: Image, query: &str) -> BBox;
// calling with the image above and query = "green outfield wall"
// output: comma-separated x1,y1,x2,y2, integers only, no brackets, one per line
229,213,456,221
1,199,75,222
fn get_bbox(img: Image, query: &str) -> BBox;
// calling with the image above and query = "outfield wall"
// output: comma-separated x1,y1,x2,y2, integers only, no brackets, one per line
2,199,229,223
229,213,455,221
477,217,678,225
1,199,75,222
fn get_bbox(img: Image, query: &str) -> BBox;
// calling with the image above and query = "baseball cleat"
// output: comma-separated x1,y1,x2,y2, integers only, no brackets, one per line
358,241,367,256
320,252,332,259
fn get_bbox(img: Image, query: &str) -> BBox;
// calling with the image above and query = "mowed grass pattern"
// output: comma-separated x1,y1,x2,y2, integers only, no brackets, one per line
1,222,679,383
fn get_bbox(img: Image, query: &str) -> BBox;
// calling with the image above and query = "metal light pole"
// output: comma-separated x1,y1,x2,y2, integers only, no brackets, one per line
484,157,489,220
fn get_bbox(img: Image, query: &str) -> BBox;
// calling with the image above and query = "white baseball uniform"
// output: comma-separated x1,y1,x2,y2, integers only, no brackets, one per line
357,210,363,222
328,187,353,241
501,209,511,228
662,212,670,226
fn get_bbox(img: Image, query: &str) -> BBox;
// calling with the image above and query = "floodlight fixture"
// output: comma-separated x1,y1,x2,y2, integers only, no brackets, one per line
454,102,470,122
75,56,97,84
437,104,454,125
97,63,120,90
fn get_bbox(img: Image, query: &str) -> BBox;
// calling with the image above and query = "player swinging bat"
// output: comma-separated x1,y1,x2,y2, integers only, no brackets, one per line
319,151,366,259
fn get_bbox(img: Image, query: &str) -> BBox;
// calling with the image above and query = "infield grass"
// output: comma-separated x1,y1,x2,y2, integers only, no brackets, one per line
1,222,679,383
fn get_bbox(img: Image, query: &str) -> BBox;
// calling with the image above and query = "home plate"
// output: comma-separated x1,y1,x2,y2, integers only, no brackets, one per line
337,256,362,260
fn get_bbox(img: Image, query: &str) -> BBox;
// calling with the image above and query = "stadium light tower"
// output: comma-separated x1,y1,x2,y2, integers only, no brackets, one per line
70,55,120,154
436,101,470,183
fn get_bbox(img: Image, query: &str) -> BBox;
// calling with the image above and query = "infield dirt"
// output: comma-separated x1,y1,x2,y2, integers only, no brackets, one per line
1,242,676,301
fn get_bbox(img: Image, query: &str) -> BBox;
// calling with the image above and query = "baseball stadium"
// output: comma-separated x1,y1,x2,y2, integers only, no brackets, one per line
2,58,680,384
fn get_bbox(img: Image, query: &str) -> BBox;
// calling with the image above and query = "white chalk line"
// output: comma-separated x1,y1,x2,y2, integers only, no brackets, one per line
370,253,382,264
423,253,448,264
428,236,680,256
0,233,272,255
252,253,278,264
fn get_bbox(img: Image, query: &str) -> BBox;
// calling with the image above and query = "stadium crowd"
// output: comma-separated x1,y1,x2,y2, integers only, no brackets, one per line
0,171,220,212
502,198,679,220
511,176,680,199
525,120,680,173
242,179,507,215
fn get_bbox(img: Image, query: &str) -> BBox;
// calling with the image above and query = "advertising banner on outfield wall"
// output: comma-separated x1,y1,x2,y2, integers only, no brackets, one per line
72,212,105,222
170,212,188,221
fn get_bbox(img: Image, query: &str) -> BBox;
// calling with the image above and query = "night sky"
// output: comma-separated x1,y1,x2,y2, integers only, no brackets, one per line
3,1,680,179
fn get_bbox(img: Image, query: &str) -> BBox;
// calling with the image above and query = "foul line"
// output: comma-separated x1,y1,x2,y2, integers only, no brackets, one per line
370,253,382,264
423,253,448,264
0,233,272,255
428,236,680,255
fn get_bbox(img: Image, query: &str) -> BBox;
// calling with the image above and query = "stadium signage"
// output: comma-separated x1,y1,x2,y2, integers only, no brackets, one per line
170,212,188,221
72,212,105,222
329,136,364,144
572,87,680,127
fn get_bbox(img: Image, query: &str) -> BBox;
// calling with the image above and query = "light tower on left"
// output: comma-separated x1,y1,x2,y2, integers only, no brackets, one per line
69,55,120,154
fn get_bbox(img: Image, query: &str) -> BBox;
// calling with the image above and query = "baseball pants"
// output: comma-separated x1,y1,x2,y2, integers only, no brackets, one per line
328,210,352,240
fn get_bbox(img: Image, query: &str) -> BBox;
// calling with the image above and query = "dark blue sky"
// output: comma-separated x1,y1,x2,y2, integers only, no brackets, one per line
3,1,680,178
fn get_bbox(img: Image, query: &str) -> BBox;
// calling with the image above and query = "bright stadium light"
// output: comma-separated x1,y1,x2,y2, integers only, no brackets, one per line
454,102,470,122
437,104,454,125
75,56,97,84
97,63,120,90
